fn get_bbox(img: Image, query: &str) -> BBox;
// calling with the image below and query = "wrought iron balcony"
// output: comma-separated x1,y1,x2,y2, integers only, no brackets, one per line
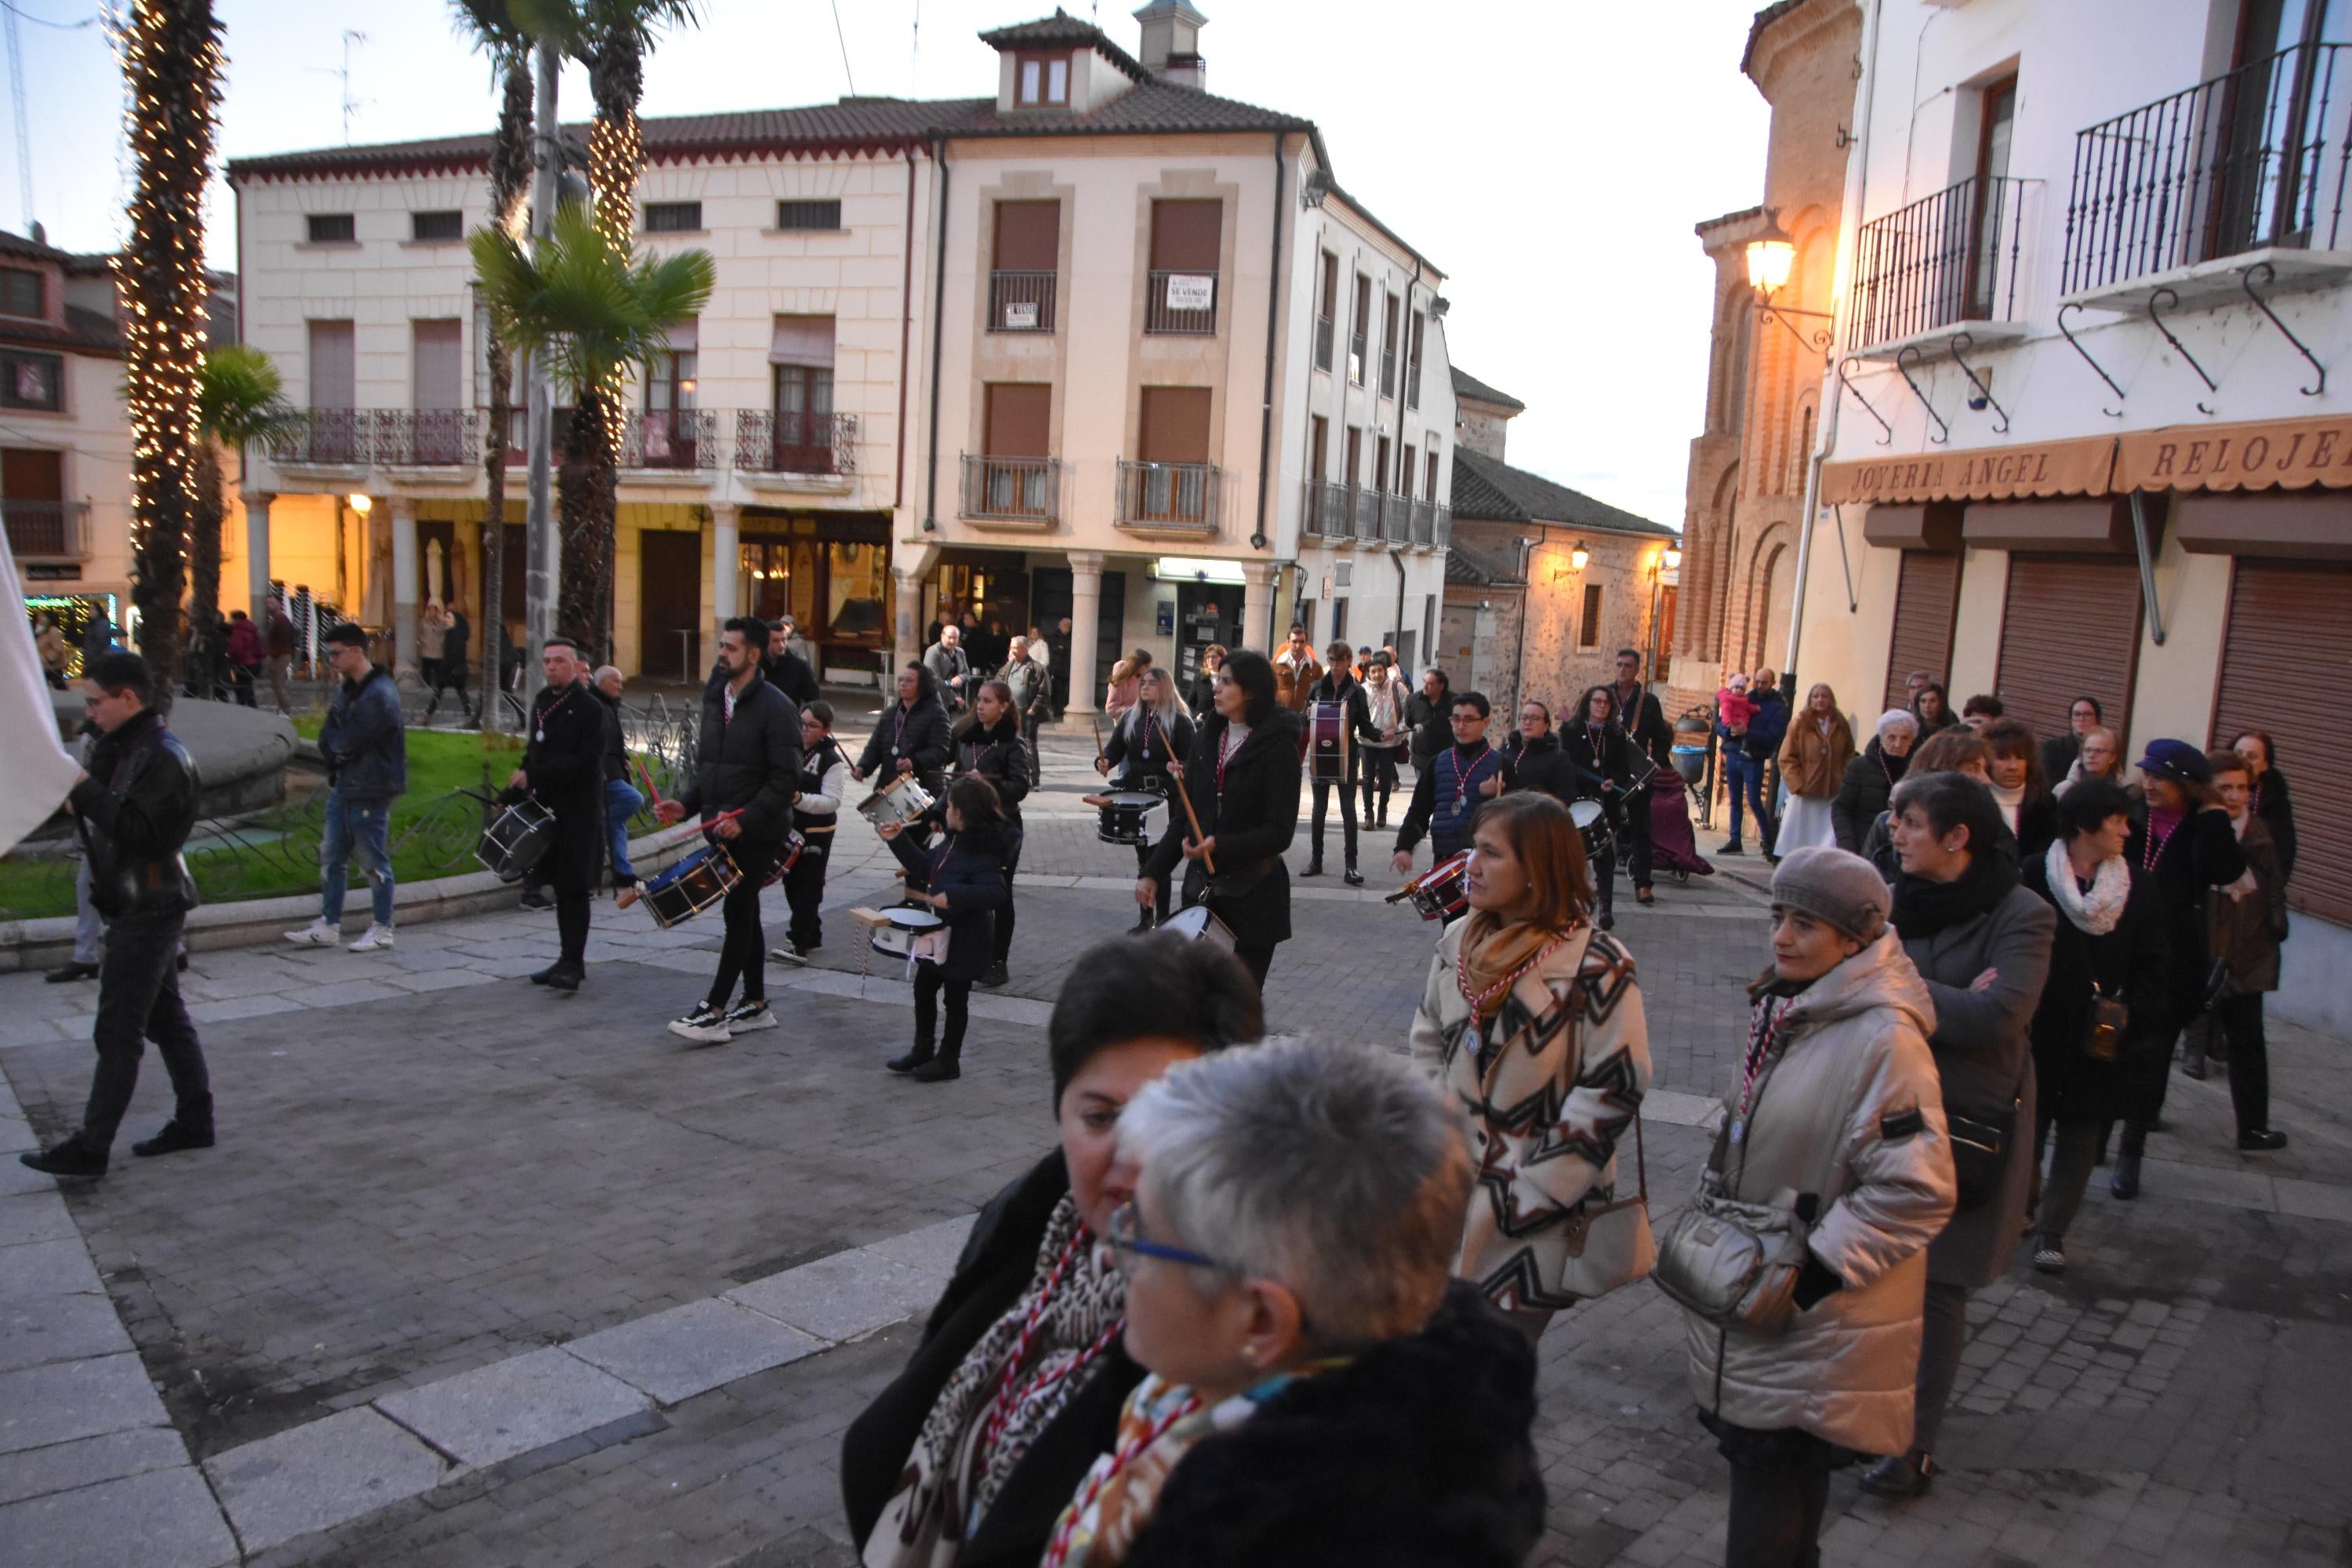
989,269,1058,333
1145,270,1218,335
1432,501,1452,551
2064,42,2352,296
1314,314,1334,372
1851,175,2030,350
270,408,369,467
1115,459,1218,532
1350,484,1381,540
2,498,88,560
375,408,481,467
735,409,858,476
1410,497,1436,547
1301,477,1345,539
1380,490,1412,544
619,408,716,470
960,453,1059,522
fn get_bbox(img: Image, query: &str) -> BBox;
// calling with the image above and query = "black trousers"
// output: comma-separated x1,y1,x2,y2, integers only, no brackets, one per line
425,662,474,717
1235,944,1274,992
2124,1021,2192,1146
82,909,209,1152
1309,754,1359,865
1590,834,1618,916
709,840,777,1007
1719,1427,1839,1568
913,967,971,1060
1134,840,1170,920
1359,746,1399,823
782,832,831,952
1021,712,1044,783
555,892,591,968
1621,780,1655,888
2212,992,2271,1132
994,832,1022,964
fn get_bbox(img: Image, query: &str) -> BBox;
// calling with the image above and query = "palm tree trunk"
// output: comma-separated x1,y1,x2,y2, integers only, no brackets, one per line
479,52,532,728
184,443,225,696
588,33,646,675
117,0,225,716
557,400,605,654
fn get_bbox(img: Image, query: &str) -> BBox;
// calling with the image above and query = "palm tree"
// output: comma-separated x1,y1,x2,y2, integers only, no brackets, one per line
470,201,713,655
115,0,226,713
185,345,303,695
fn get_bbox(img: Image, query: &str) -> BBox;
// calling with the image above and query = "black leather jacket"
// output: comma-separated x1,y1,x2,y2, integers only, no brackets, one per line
71,708,200,919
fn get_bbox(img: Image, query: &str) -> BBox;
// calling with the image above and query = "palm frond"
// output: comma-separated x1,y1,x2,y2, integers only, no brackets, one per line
470,202,714,396
196,344,305,448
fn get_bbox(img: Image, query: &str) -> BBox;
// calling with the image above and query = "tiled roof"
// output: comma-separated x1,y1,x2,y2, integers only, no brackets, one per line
1450,366,1523,412
1740,0,1807,75
1450,448,1676,538
979,9,1149,79
1444,539,1525,588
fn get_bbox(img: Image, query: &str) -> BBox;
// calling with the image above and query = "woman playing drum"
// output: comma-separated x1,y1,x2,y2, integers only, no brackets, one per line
878,775,1010,1083
936,681,1030,989
1098,667,1195,931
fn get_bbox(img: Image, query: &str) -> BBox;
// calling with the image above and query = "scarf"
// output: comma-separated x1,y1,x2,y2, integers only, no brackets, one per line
865,1196,1127,1568
1890,844,2018,940
1991,781,2025,835
2042,839,2129,935
1457,912,1576,1029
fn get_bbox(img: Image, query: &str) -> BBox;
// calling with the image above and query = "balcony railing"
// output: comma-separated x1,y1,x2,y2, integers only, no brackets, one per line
2064,41,2352,294
1381,490,1413,544
1381,345,1397,397
2,499,88,560
1116,459,1218,531
619,408,716,470
1851,175,2030,348
1348,330,1367,385
1410,497,1436,546
960,453,1059,521
735,409,858,476
375,408,481,466
989,269,1057,332
1351,484,1381,540
1301,478,1348,539
1406,357,1421,410
271,408,369,466
1145,269,1218,334
1433,501,1452,550
1314,314,1334,371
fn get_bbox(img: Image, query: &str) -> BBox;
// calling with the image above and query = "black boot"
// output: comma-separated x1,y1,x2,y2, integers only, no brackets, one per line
45,961,99,984
913,1050,962,1083
20,1136,107,1179
132,1098,215,1158
977,960,1009,989
1301,855,1323,877
542,964,583,993
1343,861,1364,887
1859,1450,1934,1500
2110,1149,2143,1200
887,1044,933,1075
2181,1051,2207,1082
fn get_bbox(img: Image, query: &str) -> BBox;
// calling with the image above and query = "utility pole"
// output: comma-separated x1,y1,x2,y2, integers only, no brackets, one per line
524,32,560,664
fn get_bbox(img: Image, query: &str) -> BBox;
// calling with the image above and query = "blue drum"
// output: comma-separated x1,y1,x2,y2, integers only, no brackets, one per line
640,844,742,929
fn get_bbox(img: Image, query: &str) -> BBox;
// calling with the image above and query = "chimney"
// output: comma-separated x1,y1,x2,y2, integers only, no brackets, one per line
1133,0,1207,91
29,220,44,246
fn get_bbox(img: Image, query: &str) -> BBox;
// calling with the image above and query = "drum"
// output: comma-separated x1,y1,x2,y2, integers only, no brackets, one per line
869,905,946,960
856,773,935,831
1387,850,1471,923
641,844,743,929
1570,798,1611,861
479,797,557,884
1159,904,1236,953
1305,699,1351,782
761,831,808,888
1095,791,1166,846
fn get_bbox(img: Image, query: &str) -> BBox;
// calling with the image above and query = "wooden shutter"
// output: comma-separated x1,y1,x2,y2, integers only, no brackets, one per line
1,446,62,500
1139,387,1211,464
1996,555,2140,742
412,320,463,410
1882,549,1962,710
2213,561,2352,923
1149,200,1221,271
984,383,1051,457
307,319,354,409
993,201,1059,270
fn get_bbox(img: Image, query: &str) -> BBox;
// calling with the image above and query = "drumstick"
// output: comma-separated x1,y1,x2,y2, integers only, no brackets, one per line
633,753,665,807
1171,767,1216,876
1089,713,1105,766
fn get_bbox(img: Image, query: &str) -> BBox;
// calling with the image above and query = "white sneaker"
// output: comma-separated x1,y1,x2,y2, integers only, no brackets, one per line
347,924,395,953
724,1000,779,1033
667,1003,731,1044
283,917,338,946
768,945,808,966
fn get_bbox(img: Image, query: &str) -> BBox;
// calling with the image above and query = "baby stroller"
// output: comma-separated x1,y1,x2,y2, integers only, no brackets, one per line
1650,712,1715,880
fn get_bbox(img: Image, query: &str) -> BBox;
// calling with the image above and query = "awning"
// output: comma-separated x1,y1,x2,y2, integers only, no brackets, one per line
2116,412,2352,492
769,315,833,368
1819,435,2117,506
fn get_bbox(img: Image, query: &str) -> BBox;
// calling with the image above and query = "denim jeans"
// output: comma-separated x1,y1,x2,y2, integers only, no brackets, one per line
1722,749,1773,849
321,789,394,927
605,779,644,882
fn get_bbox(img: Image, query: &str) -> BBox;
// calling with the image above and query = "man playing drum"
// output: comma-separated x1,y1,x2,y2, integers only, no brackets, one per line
506,639,608,993
1392,691,1506,878
1303,637,1379,886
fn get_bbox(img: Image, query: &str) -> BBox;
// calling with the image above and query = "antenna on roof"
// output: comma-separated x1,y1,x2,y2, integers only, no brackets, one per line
829,0,856,96
305,30,368,146
909,0,920,94
4,5,31,236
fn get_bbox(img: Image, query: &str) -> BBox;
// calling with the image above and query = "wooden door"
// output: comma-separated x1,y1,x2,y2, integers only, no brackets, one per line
638,529,702,681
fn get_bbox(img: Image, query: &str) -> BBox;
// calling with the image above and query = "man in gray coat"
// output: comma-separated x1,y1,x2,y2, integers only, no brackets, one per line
286,624,408,953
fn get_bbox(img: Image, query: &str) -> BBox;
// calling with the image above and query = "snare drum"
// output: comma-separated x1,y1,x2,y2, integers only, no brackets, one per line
763,830,807,887
869,905,946,960
641,844,743,929
1570,798,1612,861
1159,904,1236,953
1305,699,1351,782
1388,850,1471,923
857,773,935,831
1095,791,1166,846
479,797,557,884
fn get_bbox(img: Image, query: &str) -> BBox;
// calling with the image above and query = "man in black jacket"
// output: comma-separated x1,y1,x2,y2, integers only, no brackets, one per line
854,661,954,795
509,639,607,992
762,619,821,707
1402,667,1452,770
1302,638,1377,885
23,653,214,1180
1608,648,1672,905
659,617,801,1044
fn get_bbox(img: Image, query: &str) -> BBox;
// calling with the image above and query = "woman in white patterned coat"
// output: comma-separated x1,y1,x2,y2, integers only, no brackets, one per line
1409,792,1654,1338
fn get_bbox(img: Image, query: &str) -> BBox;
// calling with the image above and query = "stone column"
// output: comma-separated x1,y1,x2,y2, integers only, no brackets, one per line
1241,560,1280,655
242,491,274,619
388,495,419,673
710,500,739,638
891,538,942,677
1065,550,1105,717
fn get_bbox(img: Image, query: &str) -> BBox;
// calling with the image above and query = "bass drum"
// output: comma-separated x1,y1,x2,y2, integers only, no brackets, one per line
1158,904,1237,954
1570,798,1612,862
1304,699,1351,782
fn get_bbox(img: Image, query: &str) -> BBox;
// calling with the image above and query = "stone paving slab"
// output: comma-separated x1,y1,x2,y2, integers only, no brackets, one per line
565,1298,826,1406
727,1247,942,1345
205,1406,449,1555
0,1352,170,1454
376,1346,652,1469
0,1237,103,1301
0,1287,135,1373
0,1188,80,1247
0,1425,191,1508
0,1462,239,1568
863,1214,978,1279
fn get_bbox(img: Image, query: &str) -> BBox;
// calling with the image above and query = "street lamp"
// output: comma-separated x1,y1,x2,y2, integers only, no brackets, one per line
1664,545,1682,573
347,492,372,514
1570,541,1591,573
1745,237,1795,294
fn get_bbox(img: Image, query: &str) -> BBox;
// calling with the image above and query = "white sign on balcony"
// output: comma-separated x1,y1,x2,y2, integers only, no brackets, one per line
1003,300,1039,329
1164,273,1214,311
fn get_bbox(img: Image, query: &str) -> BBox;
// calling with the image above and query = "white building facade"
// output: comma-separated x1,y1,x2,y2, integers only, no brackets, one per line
1790,0,2352,1031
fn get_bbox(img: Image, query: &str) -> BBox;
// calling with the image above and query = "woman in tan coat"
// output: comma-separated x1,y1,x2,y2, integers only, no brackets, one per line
1776,682,1856,855
1409,792,1654,1338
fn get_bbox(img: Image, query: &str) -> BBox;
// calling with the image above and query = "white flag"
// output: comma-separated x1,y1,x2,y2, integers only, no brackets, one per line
0,523,82,858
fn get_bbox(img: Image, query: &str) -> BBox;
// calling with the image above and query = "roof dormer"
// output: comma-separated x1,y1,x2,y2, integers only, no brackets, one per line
981,9,1147,115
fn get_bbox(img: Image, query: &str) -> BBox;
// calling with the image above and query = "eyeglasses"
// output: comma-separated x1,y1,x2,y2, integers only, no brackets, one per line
1105,1200,1227,1276
1449,713,1483,725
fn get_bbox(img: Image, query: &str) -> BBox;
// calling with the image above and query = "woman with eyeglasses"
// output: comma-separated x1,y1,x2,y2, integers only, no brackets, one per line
841,935,1263,1568
1040,1037,1544,1568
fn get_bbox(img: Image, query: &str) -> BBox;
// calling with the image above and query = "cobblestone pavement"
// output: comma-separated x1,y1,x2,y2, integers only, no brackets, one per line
2,727,2347,1566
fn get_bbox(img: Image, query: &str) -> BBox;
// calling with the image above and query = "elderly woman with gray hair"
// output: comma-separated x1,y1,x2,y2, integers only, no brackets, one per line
1040,1038,1545,1568
1832,710,1916,855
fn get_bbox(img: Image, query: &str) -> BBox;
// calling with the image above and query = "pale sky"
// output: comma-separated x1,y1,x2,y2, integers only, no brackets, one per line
3,0,1772,530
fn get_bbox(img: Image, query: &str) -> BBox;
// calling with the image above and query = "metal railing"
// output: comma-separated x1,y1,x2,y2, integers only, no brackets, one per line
1851,174,2030,347
960,452,1059,521
1381,344,1397,397
1410,497,1436,546
270,408,368,466
1145,269,1218,334
2064,41,2352,294
1351,484,1381,540
1379,490,1411,544
735,409,858,475
2,498,88,559
1314,314,1334,371
619,408,716,470
375,408,481,466
1348,329,1367,385
1302,478,1348,539
1406,357,1421,410
1433,501,1452,550
989,269,1058,332
1116,459,1218,531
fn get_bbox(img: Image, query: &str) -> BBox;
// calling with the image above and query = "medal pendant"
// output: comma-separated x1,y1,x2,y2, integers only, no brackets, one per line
1730,1119,1746,1146
535,728,544,742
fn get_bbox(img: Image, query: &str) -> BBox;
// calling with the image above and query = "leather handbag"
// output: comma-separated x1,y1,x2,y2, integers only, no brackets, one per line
1651,1185,1809,1337
2082,985,2128,1062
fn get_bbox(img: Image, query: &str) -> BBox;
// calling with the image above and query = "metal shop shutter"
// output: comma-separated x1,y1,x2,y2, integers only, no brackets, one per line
1882,549,1962,710
2212,561,2352,924
1995,555,2141,745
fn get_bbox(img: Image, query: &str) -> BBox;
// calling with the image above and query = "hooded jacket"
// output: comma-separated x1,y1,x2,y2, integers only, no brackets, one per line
947,710,1032,832
1123,1282,1545,1568
858,691,956,793
1680,935,1956,1457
